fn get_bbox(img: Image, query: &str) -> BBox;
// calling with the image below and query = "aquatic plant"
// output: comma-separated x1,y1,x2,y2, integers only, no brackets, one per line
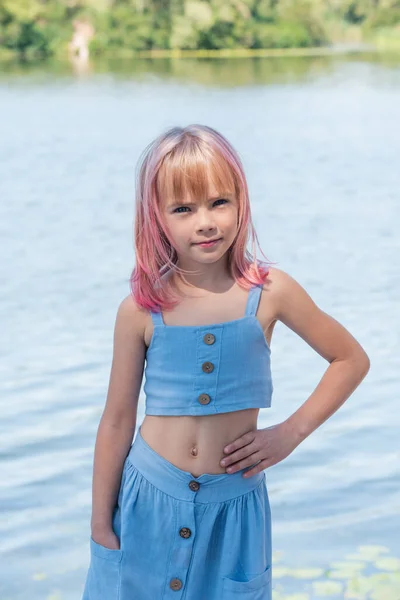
271,545,400,599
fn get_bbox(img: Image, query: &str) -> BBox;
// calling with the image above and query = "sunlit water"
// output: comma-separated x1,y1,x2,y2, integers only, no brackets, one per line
1,53,399,599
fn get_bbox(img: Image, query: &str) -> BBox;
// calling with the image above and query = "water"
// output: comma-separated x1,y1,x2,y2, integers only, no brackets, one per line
1,53,399,599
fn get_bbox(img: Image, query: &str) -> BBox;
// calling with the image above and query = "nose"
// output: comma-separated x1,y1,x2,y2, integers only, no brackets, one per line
195,208,217,233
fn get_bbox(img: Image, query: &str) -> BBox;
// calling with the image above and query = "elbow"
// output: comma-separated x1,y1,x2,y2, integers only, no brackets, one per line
353,348,371,380
351,337,371,377
358,343,371,374
334,347,370,380
361,353,371,377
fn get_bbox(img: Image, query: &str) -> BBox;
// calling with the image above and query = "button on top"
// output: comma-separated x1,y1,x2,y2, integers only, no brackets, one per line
189,480,200,491
202,361,214,373
198,393,211,405
203,333,215,345
179,527,192,538
170,578,183,591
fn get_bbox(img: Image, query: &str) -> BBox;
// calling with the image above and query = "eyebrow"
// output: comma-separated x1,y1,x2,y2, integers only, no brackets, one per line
167,192,233,209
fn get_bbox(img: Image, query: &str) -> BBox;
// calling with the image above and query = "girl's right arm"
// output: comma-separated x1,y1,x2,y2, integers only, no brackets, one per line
90,295,146,548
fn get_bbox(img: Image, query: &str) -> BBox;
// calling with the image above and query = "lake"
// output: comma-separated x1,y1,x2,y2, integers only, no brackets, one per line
1,52,399,599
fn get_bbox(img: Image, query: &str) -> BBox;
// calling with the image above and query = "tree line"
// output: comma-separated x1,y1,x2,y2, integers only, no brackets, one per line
0,0,399,60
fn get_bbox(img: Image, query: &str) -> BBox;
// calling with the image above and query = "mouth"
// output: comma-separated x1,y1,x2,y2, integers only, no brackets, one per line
193,238,222,248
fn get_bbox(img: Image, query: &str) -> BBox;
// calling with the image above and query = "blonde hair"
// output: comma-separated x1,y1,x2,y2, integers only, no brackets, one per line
130,124,275,311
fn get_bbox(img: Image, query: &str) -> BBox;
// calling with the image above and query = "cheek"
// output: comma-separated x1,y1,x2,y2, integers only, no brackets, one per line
222,211,238,231
160,220,181,251
165,219,189,246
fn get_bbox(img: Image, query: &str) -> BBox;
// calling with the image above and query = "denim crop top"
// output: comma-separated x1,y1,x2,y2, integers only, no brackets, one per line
143,284,273,416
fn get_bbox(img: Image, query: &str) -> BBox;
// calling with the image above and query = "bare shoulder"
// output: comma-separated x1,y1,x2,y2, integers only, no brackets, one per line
260,266,290,321
263,265,327,329
262,266,315,316
261,266,370,365
116,294,148,336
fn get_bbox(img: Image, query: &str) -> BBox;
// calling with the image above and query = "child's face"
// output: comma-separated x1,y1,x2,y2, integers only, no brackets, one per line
161,188,239,267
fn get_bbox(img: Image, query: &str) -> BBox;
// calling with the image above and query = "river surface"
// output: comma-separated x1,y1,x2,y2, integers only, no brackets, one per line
1,52,399,599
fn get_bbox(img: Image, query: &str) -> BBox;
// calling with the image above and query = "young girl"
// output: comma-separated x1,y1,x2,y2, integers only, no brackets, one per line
81,124,370,600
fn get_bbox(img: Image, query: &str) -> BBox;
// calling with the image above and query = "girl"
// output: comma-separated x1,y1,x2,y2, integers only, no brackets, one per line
81,124,370,600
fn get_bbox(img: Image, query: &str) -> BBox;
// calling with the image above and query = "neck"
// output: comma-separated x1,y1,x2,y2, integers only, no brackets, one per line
170,257,232,294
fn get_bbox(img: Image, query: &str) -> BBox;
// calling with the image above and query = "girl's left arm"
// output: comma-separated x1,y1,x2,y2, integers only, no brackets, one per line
273,268,370,442
221,268,370,476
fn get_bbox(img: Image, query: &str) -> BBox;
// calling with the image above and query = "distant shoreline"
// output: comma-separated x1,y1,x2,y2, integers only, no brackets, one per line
130,43,376,59
0,38,399,65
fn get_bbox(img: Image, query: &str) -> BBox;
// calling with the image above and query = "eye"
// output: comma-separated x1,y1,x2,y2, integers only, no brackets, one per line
172,199,228,214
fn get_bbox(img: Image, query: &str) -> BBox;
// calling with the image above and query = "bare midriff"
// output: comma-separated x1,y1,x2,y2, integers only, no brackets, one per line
139,276,276,477
140,409,260,477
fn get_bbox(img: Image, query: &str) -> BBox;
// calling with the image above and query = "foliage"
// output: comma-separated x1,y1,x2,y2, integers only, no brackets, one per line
0,0,399,58
0,0,77,57
251,20,324,48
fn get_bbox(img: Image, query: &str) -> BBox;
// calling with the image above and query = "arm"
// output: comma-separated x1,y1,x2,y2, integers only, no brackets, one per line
91,295,146,542
272,268,370,442
220,267,371,476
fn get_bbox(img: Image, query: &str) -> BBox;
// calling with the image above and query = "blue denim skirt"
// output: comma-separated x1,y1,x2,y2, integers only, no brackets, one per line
82,425,272,600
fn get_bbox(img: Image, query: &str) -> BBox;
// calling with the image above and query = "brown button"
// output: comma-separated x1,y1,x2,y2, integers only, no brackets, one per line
198,393,211,405
203,333,215,345
202,361,214,373
179,527,192,538
170,578,183,591
189,480,200,491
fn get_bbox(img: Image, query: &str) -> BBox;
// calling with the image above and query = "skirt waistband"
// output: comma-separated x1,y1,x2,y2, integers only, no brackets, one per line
126,426,265,503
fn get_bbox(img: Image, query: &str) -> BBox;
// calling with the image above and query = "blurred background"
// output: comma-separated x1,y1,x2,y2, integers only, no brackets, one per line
1,1,399,599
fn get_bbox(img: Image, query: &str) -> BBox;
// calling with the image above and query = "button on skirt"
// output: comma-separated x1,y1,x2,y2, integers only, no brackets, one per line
82,425,272,600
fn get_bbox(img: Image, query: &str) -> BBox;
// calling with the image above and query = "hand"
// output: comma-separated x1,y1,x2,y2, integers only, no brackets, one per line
91,527,120,550
220,421,302,478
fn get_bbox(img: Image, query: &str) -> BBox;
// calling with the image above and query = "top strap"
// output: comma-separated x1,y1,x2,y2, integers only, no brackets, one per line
245,284,263,317
150,310,164,326
151,286,262,324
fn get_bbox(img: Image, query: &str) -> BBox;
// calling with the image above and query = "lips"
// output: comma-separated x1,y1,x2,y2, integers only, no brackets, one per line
194,238,222,245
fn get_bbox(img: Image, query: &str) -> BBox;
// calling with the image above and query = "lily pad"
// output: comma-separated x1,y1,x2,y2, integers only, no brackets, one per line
374,557,400,571
329,560,366,572
46,593,62,600
286,567,325,579
344,575,373,597
350,545,390,561
312,580,343,595
369,584,400,600
272,566,292,578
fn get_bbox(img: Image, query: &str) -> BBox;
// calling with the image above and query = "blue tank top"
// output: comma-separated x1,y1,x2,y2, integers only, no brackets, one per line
143,283,273,415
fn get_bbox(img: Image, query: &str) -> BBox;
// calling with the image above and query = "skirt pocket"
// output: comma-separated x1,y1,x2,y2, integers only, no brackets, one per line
90,536,123,562
83,537,123,600
222,564,271,599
